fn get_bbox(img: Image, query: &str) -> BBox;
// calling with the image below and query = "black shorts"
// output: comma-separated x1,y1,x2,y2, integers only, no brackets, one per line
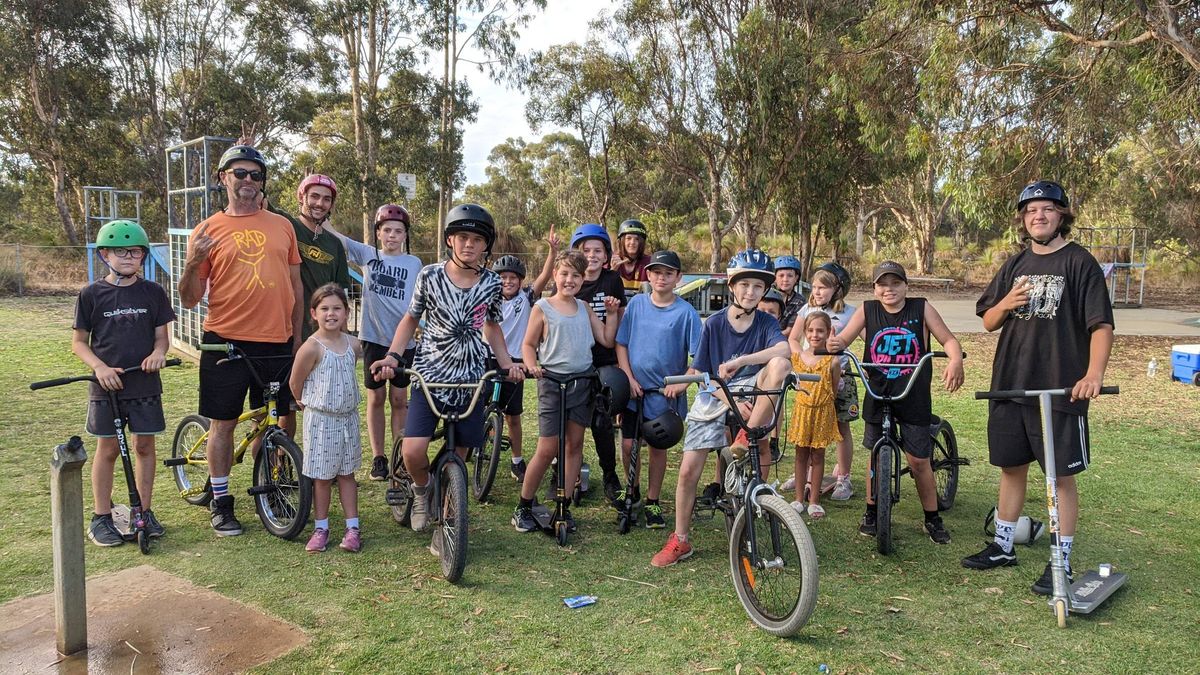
620,408,640,438
199,331,295,421
363,342,414,390
485,357,524,416
863,419,933,459
405,387,487,448
987,401,1091,476
87,396,166,437
537,374,596,436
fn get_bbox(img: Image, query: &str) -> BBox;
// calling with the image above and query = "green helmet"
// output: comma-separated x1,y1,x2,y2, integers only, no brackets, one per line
618,219,648,239
95,220,150,249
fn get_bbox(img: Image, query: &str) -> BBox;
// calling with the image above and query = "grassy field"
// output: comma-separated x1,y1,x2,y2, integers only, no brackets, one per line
1,294,1198,673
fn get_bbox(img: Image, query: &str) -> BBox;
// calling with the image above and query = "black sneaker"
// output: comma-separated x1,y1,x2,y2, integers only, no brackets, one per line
1032,562,1072,596
858,510,877,537
698,481,722,508
88,513,125,547
924,517,951,544
370,455,388,481
512,505,538,533
144,509,165,538
644,502,666,529
769,438,782,463
511,459,527,483
603,472,622,503
210,496,243,536
962,542,1017,570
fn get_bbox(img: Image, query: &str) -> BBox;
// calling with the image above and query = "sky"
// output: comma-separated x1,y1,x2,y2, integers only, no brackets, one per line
458,0,620,187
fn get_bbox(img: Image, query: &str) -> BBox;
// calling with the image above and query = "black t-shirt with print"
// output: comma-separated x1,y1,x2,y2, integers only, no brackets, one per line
977,242,1114,416
862,298,932,425
73,279,176,401
577,269,627,367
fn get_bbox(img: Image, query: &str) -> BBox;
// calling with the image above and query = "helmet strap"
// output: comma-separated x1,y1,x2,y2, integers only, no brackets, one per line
729,298,758,320
1025,229,1061,247
98,252,139,286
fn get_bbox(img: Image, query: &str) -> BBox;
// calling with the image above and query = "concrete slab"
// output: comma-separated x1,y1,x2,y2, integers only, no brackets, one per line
0,565,307,674
919,298,1200,337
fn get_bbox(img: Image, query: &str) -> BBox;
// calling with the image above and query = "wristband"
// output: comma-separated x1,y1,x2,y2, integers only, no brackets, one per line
387,351,404,366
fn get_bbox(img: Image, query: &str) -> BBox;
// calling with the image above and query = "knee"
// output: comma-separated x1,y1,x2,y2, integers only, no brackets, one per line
763,357,791,383
907,455,930,471
134,438,156,458
390,390,407,408
366,389,384,407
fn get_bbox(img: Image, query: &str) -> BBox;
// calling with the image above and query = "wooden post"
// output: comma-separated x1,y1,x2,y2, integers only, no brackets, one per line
50,436,88,656
15,243,23,295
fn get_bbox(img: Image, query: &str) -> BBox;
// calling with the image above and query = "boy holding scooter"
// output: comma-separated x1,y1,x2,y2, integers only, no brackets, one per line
962,181,1114,595
72,220,175,546
616,251,702,528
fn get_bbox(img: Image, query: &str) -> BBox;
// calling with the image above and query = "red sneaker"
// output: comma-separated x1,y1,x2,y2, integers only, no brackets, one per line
729,429,750,459
651,532,694,568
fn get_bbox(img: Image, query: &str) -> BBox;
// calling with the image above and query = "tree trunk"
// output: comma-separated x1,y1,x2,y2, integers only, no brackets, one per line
707,167,722,272
52,158,78,246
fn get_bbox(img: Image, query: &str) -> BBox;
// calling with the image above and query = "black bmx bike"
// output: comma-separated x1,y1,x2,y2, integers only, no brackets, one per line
386,369,503,582
823,349,967,555
665,370,821,637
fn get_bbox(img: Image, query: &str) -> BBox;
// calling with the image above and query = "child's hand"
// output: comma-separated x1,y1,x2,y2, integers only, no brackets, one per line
717,357,742,380
295,398,306,410
825,335,845,353
547,224,560,250
664,382,689,399
525,364,543,379
627,375,643,399
602,296,621,316
999,277,1033,312
942,359,964,393
141,352,166,373
95,364,124,391
505,364,526,383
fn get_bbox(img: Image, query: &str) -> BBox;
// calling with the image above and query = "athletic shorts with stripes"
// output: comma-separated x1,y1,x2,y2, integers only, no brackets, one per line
986,400,1091,476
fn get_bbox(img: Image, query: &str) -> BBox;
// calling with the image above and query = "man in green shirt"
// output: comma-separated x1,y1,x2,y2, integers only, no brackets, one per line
273,174,351,340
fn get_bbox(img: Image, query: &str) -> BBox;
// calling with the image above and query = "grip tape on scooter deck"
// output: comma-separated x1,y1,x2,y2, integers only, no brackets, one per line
1069,570,1128,613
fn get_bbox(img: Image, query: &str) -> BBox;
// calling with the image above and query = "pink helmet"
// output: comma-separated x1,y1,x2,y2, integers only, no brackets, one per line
374,204,411,228
297,174,338,204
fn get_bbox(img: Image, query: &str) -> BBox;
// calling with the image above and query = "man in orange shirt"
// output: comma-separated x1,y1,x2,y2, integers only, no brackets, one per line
179,144,304,537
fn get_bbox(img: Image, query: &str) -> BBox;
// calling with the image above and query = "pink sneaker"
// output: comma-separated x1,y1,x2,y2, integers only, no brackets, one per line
306,528,329,553
651,532,693,568
339,527,362,553
729,429,750,459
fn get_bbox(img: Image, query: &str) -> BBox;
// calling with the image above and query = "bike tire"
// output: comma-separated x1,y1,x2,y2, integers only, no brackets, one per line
438,461,470,583
389,436,413,526
728,494,819,637
170,415,213,506
932,418,960,511
472,411,503,502
252,432,312,540
876,443,895,555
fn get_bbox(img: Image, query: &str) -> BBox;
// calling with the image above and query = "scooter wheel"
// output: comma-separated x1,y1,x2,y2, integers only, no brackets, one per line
617,513,631,535
1053,598,1068,628
137,529,150,555
572,485,582,506
555,520,569,546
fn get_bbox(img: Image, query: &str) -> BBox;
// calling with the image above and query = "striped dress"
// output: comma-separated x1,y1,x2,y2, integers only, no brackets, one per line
301,335,362,480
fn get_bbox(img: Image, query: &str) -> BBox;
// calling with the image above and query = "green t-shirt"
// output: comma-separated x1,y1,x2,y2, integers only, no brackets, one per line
269,203,351,339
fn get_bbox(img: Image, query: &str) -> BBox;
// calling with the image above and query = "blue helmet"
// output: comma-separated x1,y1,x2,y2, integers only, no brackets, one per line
773,255,802,273
1017,180,1069,211
727,249,776,286
570,224,612,257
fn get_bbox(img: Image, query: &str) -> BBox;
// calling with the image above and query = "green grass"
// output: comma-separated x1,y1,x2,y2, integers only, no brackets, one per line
2,295,1198,673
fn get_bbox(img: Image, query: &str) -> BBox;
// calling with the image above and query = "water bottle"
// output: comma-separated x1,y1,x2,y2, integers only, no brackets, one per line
1147,358,1158,378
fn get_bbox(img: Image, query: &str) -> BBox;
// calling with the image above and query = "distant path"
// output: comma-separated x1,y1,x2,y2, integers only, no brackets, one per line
919,296,1200,337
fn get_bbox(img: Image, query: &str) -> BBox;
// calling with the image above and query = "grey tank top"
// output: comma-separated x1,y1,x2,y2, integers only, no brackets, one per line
535,298,595,372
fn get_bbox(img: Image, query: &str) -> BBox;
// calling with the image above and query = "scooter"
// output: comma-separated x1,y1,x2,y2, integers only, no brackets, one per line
616,391,656,534
531,371,599,546
975,386,1127,627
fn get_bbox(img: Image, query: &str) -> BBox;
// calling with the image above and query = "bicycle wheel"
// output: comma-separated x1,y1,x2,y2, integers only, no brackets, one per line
170,415,212,506
875,443,895,555
472,411,504,502
931,418,960,511
728,494,819,637
252,431,312,540
389,436,413,526
438,460,470,583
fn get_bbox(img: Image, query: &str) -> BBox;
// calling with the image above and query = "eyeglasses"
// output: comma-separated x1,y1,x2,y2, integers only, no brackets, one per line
106,247,146,259
228,168,266,181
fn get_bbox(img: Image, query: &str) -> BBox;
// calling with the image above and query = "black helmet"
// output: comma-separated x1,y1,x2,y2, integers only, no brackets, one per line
760,289,785,308
445,203,496,250
815,261,852,296
492,255,526,278
1017,180,1069,211
217,144,267,173
642,409,684,448
618,219,648,239
597,365,631,416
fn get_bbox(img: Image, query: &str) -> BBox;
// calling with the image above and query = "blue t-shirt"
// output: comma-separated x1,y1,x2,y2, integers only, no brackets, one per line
692,307,785,382
616,294,702,418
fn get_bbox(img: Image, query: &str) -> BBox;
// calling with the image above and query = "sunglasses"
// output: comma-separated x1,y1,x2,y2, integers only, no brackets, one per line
105,247,146,259
227,168,266,181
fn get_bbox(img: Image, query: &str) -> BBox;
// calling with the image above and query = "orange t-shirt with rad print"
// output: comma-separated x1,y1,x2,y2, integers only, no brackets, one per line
189,209,300,343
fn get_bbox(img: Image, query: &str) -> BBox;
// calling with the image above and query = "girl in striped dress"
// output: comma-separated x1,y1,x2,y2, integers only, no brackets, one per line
290,284,364,553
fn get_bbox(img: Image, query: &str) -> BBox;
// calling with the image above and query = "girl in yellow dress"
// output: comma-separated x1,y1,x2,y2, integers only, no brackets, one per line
787,312,842,519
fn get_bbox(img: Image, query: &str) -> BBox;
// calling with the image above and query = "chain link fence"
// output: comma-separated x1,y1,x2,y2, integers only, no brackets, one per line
0,245,91,295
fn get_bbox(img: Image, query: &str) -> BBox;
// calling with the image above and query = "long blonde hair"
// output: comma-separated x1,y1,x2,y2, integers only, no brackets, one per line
808,270,846,313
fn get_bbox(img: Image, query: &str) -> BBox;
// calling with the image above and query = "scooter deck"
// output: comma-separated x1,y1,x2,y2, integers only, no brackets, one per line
110,503,137,541
1068,570,1128,613
531,503,556,532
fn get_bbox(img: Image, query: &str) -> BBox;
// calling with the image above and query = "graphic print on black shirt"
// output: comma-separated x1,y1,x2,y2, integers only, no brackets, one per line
862,298,931,425
576,269,627,367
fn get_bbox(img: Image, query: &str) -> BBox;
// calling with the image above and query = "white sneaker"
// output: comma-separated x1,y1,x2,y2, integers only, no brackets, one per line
831,475,854,501
780,474,797,492
411,484,432,532
790,500,806,514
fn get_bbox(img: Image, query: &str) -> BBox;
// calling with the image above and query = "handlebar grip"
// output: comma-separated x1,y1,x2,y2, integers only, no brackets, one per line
794,374,821,383
198,343,229,352
664,374,709,386
1100,386,1119,395
165,358,183,367
813,349,842,356
30,376,78,391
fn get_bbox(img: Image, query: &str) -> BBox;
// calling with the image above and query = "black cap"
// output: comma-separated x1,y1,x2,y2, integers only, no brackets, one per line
871,260,908,284
646,250,682,271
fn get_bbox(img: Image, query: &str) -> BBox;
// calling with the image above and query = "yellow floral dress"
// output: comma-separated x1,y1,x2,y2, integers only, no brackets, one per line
787,353,842,448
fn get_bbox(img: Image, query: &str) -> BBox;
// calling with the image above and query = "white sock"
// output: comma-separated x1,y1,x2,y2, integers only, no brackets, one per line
993,518,1017,553
346,517,360,530
315,518,329,530
512,456,523,465
1060,535,1074,571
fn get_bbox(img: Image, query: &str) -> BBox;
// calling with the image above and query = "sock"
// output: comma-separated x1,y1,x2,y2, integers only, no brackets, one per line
519,497,532,509
924,509,940,524
413,482,427,494
211,476,230,499
511,456,523,465
346,517,359,530
315,518,329,530
993,517,1017,553
865,502,877,516
647,498,659,506
1060,535,1074,571
676,532,688,543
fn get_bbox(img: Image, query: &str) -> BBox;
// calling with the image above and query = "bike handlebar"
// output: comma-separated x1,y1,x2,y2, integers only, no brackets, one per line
814,349,962,403
30,359,183,390
662,371,820,439
400,369,505,422
975,386,1119,400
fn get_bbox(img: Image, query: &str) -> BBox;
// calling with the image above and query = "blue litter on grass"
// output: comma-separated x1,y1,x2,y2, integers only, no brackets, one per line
564,595,598,608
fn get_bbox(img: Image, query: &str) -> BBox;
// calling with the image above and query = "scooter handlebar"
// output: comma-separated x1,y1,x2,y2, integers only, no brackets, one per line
975,386,1119,400
30,359,182,391
664,373,709,386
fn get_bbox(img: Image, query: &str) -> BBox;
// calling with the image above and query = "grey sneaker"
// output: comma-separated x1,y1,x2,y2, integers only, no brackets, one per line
144,509,165,538
512,505,538,532
370,455,388,481
88,513,125,547
831,476,854,501
210,496,243,537
410,484,431,532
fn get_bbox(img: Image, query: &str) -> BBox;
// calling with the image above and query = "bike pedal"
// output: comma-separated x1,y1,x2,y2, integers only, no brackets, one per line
161,457,188,467
246,485,272,496
385,488,407,506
